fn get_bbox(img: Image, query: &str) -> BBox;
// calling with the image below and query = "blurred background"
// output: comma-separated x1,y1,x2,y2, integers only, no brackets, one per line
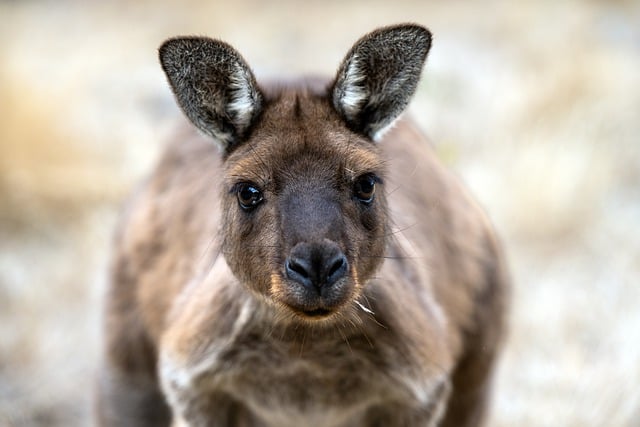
1,0,639,426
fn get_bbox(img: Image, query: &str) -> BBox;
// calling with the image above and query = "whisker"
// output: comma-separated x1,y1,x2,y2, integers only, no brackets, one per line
358,255,421,260
354,296,388,330
386,185,403,196
349,316,375,349
198,235,219,264
241,244,282,249
383,223,418,237
355,300,374,315
335,320,353,355
298,327,307,357
361,293,376,305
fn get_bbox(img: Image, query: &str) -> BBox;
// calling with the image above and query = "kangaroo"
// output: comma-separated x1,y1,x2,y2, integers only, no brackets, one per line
96,24,508,427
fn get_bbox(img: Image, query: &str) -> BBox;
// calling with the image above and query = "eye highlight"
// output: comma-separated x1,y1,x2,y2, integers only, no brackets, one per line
353,174,379,204
235,183,264,211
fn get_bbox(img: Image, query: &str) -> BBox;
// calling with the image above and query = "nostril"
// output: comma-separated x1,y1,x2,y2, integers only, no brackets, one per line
286,258,310,279
286,255,317,291
327,256,345,278
325,254,348,286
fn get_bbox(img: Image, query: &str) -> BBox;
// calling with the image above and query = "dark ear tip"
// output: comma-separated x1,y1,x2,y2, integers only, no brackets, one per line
159,39,174,53
158,37,210,63
158,37,186,67
392,23,432,49
413,25,433,46
395,23,431,35
373,23,431,51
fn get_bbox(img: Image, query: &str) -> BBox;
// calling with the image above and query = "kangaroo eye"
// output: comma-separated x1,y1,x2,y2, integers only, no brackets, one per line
236,183,263,211
353,174,377,204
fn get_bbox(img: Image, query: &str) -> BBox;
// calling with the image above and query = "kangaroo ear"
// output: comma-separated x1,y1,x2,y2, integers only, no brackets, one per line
332,24,431,141
159,37,263,152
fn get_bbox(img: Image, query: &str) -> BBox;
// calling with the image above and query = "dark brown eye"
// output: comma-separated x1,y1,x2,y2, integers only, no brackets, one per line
353,174,377,204
236,183,263,211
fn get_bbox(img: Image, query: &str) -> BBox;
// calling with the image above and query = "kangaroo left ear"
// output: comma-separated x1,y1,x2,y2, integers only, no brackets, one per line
332,24,432,141
159,37,263,152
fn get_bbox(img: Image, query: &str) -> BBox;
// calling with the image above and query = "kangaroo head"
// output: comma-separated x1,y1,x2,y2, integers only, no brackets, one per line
159,24,431,322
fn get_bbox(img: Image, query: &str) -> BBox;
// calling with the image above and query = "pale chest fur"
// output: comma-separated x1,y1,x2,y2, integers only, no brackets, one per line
160,291,452,427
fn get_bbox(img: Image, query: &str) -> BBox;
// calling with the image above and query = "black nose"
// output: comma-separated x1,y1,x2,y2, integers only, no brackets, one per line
285,241,348,292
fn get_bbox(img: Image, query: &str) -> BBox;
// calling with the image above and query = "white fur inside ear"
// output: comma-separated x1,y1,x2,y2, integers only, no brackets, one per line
370,116,400,142
338,56,369,121
227,65,258,133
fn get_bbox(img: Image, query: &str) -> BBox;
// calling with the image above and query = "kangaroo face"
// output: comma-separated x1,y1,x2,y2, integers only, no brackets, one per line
159,25,431,322
219,99,388,319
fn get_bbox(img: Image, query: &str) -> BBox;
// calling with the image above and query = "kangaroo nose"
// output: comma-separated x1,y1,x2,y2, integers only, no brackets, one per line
285,241,348,292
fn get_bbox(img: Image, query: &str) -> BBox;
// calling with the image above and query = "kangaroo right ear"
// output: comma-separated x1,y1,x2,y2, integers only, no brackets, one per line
159,37,264,152
332,24,431,141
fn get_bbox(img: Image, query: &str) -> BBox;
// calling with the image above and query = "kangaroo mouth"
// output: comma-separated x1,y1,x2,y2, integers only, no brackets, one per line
298,307,333,318
282,296,340,319
284,289,356,321
271,271,355,320
281,287,351,320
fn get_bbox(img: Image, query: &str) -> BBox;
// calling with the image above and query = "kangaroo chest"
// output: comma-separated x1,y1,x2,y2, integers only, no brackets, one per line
214,331,387,426
162,320,447,427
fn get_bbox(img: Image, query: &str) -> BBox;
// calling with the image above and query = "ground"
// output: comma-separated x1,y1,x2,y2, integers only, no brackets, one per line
1,0,639,426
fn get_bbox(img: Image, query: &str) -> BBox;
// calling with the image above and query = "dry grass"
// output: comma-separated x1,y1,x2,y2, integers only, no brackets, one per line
1,0,639,426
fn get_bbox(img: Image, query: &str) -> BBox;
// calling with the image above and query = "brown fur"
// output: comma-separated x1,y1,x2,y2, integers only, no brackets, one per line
96,24,508,427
